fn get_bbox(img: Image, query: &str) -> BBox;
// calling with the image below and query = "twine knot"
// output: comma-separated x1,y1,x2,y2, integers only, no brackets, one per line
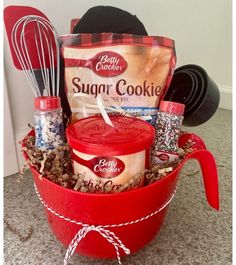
64,224,130,265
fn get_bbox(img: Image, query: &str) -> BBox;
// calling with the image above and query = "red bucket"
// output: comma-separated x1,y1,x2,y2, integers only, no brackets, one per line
23,131,219,259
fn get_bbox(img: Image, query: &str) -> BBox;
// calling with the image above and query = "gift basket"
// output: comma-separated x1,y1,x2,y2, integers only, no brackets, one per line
4,5,220,265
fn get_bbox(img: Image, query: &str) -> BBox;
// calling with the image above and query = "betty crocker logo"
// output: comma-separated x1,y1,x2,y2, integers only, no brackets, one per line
157,153,170,161
91,157,125,178
91,51,127,77
72,153,125,178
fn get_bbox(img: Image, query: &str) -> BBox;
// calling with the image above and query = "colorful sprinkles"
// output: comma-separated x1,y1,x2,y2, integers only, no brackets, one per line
34,111,65,150
154,112,183,153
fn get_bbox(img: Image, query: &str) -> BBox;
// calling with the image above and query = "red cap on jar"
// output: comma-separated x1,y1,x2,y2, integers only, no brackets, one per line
159,100,185,116
66,115,155,156
34,96,61,111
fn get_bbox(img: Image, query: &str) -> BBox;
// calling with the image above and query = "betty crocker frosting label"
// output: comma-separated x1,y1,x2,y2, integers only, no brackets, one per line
71,153,125,178
66,115,155,193
71,149,146,193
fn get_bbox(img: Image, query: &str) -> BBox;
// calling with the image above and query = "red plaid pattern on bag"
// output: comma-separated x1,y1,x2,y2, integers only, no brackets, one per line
60,33,176,125
60,33,175,49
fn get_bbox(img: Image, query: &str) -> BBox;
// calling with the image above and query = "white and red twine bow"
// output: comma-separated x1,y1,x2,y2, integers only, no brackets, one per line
34,183,176,265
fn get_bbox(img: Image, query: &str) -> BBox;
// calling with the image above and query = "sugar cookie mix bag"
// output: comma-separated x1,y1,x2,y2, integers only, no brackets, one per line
60,33,176,124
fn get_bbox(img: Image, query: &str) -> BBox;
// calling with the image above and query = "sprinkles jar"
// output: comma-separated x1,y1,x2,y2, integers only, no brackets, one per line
152,100,185,164
34,96,65,150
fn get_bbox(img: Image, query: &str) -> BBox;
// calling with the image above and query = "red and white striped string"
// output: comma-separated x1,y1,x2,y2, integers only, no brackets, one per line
34,183,176,265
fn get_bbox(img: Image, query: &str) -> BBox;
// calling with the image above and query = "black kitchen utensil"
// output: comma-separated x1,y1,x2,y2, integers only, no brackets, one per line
164,64,220,126
72,6,148,35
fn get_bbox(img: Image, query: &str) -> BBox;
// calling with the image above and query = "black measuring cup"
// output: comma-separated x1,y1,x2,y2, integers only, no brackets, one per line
164,64,220,126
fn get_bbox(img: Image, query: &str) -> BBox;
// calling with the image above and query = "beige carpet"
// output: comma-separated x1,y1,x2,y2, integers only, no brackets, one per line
4,108,232,265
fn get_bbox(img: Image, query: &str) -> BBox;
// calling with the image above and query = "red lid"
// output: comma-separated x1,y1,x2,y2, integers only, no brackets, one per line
34,96,61,111
159,100,185,116
66,116,155,156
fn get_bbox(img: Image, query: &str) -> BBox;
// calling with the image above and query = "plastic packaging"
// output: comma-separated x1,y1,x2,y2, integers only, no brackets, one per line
152,100,185,164
60,33,176,125
66,115,155,193
34,96,65,150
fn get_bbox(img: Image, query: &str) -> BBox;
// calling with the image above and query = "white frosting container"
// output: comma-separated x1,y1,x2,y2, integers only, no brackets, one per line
66,115,155,193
